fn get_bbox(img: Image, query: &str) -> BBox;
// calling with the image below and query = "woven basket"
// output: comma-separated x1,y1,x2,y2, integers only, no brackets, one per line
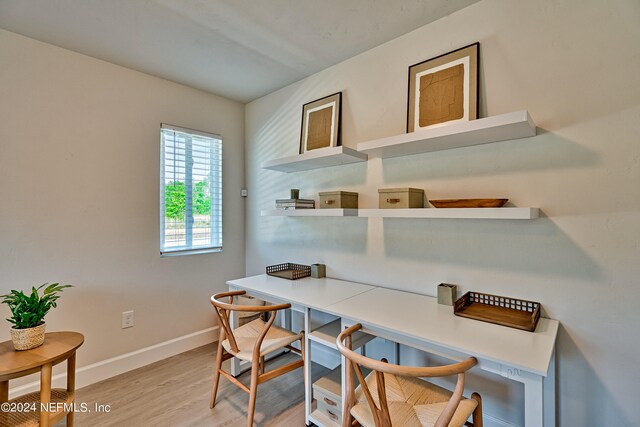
10,322,46,350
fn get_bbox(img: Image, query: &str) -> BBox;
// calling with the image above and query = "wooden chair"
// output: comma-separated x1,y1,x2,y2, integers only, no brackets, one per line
210,290,305,427
336,324,482,427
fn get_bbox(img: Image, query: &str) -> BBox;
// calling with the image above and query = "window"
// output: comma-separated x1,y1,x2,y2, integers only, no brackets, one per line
160,124,222,255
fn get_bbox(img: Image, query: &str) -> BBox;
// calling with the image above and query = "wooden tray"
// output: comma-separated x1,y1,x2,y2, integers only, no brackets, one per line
454,291,541,332
266,263,311,280
430,198,508,208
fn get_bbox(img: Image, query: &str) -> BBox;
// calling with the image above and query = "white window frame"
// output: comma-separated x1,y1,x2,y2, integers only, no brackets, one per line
160,123,222,256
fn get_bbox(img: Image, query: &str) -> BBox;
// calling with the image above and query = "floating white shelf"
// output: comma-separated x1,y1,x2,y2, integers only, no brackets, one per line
309,319,374,350
358,207,539,220
262,208,538,219
261,146,367,172
261,209,359,217
357,110,536,159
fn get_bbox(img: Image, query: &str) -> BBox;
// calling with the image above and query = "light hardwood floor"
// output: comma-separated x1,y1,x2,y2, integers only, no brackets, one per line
64,344,326,426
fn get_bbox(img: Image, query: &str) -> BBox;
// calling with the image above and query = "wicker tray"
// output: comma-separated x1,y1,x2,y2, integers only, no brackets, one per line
266,263,311,280
454,291,541,332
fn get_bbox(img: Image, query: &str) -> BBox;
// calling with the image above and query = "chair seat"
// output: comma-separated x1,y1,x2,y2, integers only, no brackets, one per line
351,371,478,427
221,318,302,362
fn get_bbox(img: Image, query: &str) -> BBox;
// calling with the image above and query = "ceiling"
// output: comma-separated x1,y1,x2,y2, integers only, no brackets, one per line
0,0,479,102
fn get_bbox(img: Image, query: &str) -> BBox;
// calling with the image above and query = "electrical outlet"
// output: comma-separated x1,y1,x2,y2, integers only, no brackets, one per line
122,310,134,329
241,188,248,197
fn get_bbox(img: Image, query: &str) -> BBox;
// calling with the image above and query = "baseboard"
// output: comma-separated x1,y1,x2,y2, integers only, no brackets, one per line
8,327,520,427
9,326,219,399
483,413,519,427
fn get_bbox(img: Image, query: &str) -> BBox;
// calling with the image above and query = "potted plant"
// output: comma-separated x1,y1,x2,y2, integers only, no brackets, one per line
1,283,72,350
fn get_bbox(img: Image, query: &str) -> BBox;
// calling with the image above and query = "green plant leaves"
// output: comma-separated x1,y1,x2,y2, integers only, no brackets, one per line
1,283,72,329
164,179,211,220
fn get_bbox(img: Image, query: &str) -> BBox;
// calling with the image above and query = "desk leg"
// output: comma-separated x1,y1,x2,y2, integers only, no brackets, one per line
67,352,77,427
229,294,241,377
0,381,8,403
522,358,556,427
502,367,549,427
40,362,52,427
543,350,557,427
518,369,558,427
284,308,292,331
303,307,312,426
524,375,543,427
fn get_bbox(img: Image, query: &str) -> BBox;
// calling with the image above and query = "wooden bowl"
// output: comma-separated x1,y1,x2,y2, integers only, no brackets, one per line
430,198,509,208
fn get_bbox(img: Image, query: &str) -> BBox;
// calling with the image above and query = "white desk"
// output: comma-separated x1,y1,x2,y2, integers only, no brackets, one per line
227,275,558,427
326,287,558,427
227,275,376,426
227,274,374,313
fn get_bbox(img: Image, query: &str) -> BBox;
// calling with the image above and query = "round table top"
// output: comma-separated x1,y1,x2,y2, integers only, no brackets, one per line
0,332,84,378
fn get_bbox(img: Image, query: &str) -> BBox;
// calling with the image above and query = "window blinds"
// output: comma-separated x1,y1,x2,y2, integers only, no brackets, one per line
160,124,222,255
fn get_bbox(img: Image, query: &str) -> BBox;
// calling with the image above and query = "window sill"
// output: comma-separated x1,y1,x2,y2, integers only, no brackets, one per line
160,247,222,257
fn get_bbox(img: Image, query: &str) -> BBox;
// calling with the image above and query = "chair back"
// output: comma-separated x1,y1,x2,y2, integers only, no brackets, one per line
336,323,477,427
210,290,291,354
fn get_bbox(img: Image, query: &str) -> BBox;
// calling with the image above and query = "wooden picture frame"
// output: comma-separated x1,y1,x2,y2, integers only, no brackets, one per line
299,92,342,154
407,42,479,132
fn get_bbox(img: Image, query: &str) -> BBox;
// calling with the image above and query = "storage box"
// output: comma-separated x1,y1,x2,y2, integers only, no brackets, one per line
311,264,326,278
319,191,358,209
378,188,425,209
437,283,457,306
313,367,342,425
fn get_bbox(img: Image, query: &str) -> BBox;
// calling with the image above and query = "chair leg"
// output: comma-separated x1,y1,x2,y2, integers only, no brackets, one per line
247,359,260,427
471,392,483,427
210,339,225,408
260,355,265,375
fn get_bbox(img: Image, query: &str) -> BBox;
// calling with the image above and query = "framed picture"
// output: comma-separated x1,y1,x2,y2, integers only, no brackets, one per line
299,92,342,154
407,42,479,132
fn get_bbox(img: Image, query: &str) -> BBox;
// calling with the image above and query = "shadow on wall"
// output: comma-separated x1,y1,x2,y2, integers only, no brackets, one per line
399,346,525,426
556,326,634,427
259,161,368,207
381,216,603,282
250,76,349,165
249,80,368,214
258,217,367,255
293,162,367,189
380,129,598,186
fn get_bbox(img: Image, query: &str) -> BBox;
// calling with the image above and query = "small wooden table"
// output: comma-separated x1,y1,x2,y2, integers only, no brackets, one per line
0,332,84,427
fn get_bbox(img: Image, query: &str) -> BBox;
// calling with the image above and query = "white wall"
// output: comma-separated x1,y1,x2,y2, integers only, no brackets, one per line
0,30,245,370
245,1,640,426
